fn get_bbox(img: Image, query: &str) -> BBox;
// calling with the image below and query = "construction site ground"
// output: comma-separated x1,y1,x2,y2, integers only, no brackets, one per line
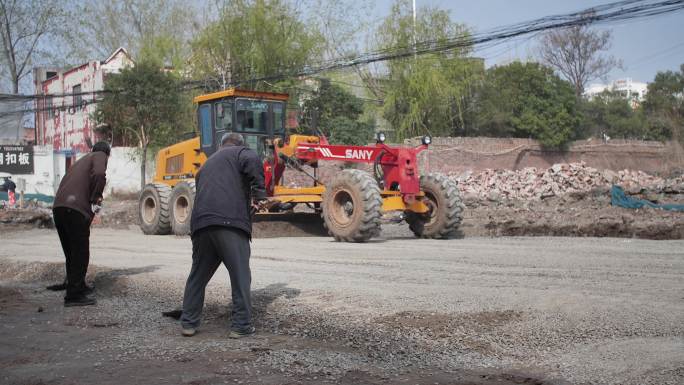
88,190,684,239
1,226,683,385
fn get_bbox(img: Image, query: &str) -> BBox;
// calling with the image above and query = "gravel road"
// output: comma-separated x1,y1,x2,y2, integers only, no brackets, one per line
1,228,683,384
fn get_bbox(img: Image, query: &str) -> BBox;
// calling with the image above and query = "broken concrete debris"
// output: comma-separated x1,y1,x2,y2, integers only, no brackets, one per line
449,162,684,201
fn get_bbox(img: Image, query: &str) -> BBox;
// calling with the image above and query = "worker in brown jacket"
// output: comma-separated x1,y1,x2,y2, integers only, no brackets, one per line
52,142,110,306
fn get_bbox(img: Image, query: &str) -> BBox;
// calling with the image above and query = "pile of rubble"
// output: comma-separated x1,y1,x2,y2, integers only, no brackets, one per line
0,208,53,228
452,162,684,201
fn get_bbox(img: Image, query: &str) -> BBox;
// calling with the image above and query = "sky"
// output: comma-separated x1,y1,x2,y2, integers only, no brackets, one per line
372,0,684,84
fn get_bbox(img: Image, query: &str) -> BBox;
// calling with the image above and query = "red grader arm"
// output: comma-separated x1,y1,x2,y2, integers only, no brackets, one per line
281,135,427,203
264,134,463,243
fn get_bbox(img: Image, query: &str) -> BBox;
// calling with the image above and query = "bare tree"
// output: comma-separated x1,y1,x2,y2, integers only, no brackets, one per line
75,0,194,64
539,23,621,97
0,0,69,94
304,0,384,98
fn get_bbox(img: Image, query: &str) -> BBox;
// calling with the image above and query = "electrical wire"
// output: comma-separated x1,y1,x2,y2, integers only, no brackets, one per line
1,0,683,119
627,40,684,68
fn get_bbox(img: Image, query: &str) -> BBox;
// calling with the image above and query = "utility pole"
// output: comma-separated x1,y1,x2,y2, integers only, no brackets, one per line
413,0,417,60
411,0,417,136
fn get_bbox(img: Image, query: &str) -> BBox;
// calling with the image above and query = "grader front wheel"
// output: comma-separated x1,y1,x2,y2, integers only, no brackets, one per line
406,173,463,239
139,183,172,235
321,169,382,242
170,181,196,236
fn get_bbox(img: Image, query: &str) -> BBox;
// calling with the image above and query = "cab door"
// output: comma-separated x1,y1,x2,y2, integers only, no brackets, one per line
198,103,215,156
214,99,234,150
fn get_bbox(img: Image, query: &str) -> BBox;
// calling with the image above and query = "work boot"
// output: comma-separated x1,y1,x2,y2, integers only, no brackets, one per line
48,282,94,295
228,326,255,339
162,309,183,319
81,285,95,295
64,295,96,307
181,327,197,337
46,281,67,291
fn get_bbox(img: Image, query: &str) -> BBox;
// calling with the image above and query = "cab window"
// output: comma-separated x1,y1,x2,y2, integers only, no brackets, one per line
236,99,269,133
215,100,233,131
273,102,285,134
244,134,270,159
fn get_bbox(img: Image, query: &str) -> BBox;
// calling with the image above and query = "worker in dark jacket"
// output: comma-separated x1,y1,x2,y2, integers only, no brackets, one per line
180,132,266,338
52,142,110,306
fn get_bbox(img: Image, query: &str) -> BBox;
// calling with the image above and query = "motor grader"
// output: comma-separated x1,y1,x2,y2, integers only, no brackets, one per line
138,88,463,242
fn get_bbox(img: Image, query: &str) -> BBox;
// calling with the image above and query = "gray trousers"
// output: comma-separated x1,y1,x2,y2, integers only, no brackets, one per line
181,226,252,332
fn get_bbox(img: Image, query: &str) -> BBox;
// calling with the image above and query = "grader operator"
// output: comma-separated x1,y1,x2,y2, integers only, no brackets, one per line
139,88,463,242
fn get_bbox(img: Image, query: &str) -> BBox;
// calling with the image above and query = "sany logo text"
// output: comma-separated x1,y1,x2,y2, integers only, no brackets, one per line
345,149,374,160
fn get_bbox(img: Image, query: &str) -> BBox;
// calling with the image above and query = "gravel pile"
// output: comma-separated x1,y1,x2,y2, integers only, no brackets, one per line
450,162,684,201
0,261,501,377
2,256,682,385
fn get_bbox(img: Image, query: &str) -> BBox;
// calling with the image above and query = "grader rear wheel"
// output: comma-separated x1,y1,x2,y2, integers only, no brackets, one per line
321,169,382,242
139,183,172,235
170,181,196,236
406,173,463,239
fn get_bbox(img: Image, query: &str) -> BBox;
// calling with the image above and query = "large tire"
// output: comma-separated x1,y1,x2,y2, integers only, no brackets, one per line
321,169,382,242
170,181,196,236
406,173,463,239
139,183,172,235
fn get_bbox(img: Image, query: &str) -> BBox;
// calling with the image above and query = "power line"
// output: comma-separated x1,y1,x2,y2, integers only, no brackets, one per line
179,0,684,91
627,40,684,68
1,0,683,119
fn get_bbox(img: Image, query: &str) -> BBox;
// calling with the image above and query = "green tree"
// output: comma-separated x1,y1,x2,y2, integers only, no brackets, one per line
306,0,373,59
189,0,322,90
642,64,684,143
326,116,374,146
473,61,579,148
375,0,481,140
578,91,655,140
300,79,374,145
95,61,189,189
306,0,380,97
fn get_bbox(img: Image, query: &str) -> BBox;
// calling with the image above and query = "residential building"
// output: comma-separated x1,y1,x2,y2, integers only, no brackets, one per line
23,123,35,144
32,66,61,147
585,78,648,108
35,48,133,158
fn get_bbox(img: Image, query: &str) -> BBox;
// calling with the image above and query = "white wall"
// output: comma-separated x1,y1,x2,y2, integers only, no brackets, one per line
105,147,155,196
1,146,153,198
101,49,134,73
75,146,155,196
0,145,64,196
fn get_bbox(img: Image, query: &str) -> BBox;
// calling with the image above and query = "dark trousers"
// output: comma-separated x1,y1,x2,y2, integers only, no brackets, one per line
181,226,252,332
53,207,91,299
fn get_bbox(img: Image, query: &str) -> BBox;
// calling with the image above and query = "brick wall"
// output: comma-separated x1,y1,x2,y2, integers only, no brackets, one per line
282,137,684,187
406,137,684,176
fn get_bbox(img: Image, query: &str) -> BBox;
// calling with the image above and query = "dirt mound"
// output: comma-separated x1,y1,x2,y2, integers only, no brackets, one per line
0,208,53,229
93,199,139,229
89,200,328,237
253,213,328,237
376,310,523,337
467,190,684,239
